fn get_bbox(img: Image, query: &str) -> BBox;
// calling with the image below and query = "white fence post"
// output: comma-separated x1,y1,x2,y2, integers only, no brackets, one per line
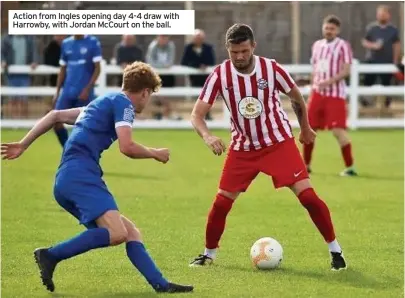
96,59,107,95
349,59,360,130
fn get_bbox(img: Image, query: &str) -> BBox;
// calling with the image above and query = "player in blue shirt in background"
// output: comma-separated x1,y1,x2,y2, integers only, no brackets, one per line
1,62,194,294
53,35,102,148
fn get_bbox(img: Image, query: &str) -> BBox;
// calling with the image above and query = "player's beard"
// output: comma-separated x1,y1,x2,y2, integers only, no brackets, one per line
324,34,336,42
233,55,254,73
379,19,388,25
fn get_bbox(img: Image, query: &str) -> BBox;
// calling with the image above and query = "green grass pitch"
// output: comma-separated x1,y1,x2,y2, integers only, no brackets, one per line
1,129,404,297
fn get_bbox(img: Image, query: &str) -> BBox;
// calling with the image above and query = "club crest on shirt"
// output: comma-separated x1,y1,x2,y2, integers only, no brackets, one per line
123,107,134,123
238,96,263,119
317,59,329,73
257,78,268,90
80,47,88,55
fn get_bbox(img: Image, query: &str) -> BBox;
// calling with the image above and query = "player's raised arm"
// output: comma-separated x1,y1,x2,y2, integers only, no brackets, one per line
191,69,226,156
274,61,315,145
1,108,82,160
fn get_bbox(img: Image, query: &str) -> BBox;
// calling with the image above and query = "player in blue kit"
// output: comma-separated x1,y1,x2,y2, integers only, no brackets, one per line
1,62,194,294
53,35,102,148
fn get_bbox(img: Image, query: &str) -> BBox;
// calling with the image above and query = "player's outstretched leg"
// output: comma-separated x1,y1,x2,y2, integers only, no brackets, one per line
34,248,58,292
190,191,237,267
34,227,110,292
121,215,193,293
34,214,114,292
331,128,357,177
53,123,69,147
289,179,347,271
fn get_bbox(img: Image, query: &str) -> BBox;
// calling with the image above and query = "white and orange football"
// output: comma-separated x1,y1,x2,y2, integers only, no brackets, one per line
250,237,283,270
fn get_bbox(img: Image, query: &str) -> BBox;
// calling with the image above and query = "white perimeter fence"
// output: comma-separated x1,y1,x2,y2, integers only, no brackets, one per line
1,59,404,129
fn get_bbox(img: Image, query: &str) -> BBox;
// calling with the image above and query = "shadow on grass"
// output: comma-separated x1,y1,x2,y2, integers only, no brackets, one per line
103,171,161,181
51,293,82,297
50,290,162,298
93,293,158,298
93,291,197,297
311,172,403,182
220,263,399,290
14,167,162,181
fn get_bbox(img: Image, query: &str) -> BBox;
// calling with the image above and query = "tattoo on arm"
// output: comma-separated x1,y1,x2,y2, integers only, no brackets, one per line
291,101,303,125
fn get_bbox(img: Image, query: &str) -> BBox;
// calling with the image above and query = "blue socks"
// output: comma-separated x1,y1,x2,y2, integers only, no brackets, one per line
54,127,68,147
48,228,110,262
126,241,169,290
47,232,168,291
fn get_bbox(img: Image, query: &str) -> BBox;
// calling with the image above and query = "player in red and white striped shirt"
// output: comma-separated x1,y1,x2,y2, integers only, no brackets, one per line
304,15,357,177
189,24,347,271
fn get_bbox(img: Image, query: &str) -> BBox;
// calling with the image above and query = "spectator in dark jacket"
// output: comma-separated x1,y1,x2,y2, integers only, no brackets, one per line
361,5,401,107
181,29,215,87
181,29,215,120
115,35,144,67
114,35,144,86
44,35,65,86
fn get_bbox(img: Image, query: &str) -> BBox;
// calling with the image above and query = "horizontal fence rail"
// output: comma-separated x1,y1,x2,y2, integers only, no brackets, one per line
1,59,403,129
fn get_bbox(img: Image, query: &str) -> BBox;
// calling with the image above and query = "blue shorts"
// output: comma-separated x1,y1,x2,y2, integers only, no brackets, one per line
55,87,95,110
54,163,118,229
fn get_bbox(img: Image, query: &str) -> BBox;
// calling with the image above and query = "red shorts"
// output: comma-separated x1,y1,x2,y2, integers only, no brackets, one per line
219,138,309,192
308,91,347,130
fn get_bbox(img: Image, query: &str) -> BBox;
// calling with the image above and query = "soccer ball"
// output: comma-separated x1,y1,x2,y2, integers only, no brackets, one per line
250,237,283,270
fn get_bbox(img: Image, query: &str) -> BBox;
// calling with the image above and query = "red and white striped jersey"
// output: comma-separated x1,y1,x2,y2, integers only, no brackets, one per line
199,55,295,152
310,37,353,99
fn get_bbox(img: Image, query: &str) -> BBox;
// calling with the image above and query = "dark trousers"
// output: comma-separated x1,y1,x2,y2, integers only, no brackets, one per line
363,73,393,107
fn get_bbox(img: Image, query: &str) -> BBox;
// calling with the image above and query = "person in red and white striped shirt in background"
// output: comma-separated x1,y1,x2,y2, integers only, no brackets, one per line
189,23,347,271
305,15,357,177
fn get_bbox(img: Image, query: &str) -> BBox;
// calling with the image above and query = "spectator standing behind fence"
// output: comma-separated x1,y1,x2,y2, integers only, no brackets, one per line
1,34,38,118
361,5,401,107
114,35,144,87
181,29,215,120
44,35,65,87
146,35,178,120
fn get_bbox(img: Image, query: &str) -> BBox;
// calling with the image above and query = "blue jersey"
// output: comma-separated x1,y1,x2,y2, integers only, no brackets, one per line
60,92,135,169
59,35,102,96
